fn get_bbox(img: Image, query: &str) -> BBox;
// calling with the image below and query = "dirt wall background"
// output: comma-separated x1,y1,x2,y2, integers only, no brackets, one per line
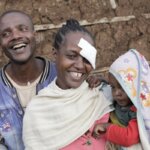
0,0,150,70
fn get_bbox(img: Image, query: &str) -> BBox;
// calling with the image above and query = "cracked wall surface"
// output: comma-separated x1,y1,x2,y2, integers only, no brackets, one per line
0,0,150,69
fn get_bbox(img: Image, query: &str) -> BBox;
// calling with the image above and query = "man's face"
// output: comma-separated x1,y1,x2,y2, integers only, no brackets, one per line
0,12,36,64
54,31,94,89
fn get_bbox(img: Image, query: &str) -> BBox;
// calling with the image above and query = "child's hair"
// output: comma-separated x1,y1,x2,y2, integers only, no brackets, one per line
53,19,94,50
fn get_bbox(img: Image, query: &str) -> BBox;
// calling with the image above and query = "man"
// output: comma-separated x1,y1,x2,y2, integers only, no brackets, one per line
0,10,57,150
0,10,112,150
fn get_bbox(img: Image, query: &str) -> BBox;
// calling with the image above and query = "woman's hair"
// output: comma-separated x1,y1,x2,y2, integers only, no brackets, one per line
53,19,94,50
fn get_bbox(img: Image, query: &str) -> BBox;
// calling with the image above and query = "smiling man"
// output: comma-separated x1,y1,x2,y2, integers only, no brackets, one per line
0,10,57,150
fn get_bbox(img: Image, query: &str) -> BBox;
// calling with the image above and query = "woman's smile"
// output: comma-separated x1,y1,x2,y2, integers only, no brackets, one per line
69,72,83,80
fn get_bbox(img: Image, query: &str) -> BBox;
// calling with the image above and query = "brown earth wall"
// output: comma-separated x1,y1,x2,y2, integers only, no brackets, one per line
0,0,150,70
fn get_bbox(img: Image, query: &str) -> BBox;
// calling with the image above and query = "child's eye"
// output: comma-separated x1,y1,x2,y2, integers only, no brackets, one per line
110,85,115,89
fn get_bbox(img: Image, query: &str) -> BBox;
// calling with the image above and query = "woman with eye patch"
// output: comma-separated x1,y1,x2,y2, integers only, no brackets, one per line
23,19,114,150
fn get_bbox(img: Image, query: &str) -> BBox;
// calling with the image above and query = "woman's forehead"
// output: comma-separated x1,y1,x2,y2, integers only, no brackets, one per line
64,32,94,46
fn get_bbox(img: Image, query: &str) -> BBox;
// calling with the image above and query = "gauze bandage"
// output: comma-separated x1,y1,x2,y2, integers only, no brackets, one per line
78,38,97,69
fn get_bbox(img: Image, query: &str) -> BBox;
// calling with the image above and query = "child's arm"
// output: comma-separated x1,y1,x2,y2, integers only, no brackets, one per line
93,119,139,147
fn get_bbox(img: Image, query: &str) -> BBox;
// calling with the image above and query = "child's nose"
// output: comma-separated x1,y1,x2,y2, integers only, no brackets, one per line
114,89,122,96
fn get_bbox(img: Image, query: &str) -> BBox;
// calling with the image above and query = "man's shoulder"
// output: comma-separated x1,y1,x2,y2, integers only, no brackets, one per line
0,65,7,82
36,56,57,84
36,56,55,67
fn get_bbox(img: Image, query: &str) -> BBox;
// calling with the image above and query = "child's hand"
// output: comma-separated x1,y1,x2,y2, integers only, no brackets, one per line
92,123,109,139
86,75,101,88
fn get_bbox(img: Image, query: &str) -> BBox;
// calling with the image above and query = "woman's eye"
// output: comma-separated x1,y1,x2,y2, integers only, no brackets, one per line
67,54,76,59
83,58,90,64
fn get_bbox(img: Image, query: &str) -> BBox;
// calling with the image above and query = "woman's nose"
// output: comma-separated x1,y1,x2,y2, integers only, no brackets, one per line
75,56,85,69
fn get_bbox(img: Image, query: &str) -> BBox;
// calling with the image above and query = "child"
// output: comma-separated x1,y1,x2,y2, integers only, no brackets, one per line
93,49,150,150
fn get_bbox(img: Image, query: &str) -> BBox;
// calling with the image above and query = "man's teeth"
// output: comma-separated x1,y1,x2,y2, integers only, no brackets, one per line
13,43,26,49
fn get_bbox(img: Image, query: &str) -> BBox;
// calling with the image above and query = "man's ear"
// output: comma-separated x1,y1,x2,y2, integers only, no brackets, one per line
34,31,41,45
33,31,37,38
52,47,58,61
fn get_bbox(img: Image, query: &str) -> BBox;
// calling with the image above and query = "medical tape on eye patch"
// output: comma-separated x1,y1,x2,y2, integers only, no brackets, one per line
78,38,97,69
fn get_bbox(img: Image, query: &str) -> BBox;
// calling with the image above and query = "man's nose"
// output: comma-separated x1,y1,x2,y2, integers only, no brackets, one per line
11,29,22,39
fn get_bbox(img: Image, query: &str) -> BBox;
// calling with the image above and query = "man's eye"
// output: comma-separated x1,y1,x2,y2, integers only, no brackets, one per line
20,26,29,32
1,32,11,38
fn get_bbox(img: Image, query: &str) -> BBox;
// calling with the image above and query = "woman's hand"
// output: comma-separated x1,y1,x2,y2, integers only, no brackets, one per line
87,75,101,88
87,75,108,89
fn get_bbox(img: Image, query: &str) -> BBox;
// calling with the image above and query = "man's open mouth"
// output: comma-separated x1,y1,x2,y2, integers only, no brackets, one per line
12,43,27,50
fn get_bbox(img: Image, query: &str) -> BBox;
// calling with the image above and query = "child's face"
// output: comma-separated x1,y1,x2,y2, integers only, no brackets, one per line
108,73,132,107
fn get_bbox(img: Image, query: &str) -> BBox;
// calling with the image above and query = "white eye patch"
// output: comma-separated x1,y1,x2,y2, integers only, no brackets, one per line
78,38,97,69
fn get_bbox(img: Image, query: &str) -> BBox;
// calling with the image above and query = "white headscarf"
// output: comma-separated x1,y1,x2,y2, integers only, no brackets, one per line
109,49,150,150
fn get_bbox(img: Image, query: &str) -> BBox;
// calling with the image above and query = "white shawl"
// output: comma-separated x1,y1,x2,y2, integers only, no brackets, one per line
23,80,113,150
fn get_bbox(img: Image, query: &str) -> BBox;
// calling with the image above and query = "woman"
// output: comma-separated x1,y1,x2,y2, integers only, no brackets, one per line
23,19,113,150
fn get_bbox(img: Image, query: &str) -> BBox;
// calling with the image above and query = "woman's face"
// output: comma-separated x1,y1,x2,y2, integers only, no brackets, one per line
54,31,94,89
108,73,132,107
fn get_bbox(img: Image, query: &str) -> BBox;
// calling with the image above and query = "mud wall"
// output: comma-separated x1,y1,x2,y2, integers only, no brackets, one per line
0,0,150,70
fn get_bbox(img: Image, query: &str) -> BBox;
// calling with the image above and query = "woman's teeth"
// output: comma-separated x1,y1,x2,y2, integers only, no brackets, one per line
71,72,82,79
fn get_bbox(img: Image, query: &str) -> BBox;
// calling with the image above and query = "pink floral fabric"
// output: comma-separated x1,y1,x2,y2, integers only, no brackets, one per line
61,113,109,150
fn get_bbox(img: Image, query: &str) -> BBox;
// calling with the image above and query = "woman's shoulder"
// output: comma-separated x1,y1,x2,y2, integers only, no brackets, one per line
99,82,113,102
